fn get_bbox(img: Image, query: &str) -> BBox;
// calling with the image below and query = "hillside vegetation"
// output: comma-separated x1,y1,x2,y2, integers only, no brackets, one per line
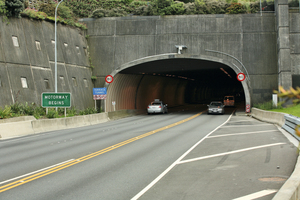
0,0,298,28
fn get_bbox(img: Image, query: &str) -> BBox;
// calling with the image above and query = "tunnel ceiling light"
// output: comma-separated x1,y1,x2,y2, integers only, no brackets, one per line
220,68,232,78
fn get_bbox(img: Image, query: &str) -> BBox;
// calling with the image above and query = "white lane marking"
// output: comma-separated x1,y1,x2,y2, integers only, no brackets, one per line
229,120,257,122
178,143,285,164
0,159,74,185
232,189,277,200
207,130,276,138
131,113,234,200
220,124,274,128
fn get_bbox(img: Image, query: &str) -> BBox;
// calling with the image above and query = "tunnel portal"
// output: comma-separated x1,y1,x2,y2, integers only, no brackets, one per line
105,57,246,112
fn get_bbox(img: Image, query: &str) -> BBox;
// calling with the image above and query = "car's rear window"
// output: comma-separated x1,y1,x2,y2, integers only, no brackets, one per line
211,103,222,106
224,97,234,100
151,102,161,105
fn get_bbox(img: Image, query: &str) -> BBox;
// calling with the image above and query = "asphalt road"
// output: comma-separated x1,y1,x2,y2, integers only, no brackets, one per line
0,104,298,200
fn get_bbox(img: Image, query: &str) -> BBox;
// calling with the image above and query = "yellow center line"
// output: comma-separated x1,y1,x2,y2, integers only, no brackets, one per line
0,111,203,193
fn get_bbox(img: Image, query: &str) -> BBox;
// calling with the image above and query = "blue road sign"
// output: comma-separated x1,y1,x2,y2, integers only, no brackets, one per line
93,88,107,95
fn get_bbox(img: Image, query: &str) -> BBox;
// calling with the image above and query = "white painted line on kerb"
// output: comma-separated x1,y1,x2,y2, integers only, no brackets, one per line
232,189,277,200
0,159,74,185
229,119,257,123
208,130,276,138
178,143,285,164
220,124,274,128
131,113,234,200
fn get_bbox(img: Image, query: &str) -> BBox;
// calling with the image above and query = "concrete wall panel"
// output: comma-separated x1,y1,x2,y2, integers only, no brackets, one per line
291,54,300,74
0,18,30,65
6,64,38,104
64,65,93,110
22,19,49,68
290,13,300,33
87,18,116,36
89,37,115,76
0,64,13,105
243,33,277,74
31,68,54,105
49,63,72,93
290,34,300,54
41,21,64,63
116,19,156,35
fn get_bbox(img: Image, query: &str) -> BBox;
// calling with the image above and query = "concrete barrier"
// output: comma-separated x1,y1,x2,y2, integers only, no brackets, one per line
0,120,35,138
251,108,300,200
272,156,300,200
251,107,286,126
0,110,143,138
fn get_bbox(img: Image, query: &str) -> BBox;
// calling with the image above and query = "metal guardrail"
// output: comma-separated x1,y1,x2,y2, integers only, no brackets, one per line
282,114,300,141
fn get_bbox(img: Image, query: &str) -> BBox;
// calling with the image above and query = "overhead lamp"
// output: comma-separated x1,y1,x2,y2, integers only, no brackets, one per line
175,45,187,54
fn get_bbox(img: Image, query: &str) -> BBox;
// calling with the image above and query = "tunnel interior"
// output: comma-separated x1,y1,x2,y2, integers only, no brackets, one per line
105,58,245,112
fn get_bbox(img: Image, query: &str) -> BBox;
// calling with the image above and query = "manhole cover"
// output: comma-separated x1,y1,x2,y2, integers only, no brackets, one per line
259,177,287,182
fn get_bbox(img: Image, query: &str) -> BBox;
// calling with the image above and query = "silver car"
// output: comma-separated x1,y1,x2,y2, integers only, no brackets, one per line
147,99,168,114
207,101,225,115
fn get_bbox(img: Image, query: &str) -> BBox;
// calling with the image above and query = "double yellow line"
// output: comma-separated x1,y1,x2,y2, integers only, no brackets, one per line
0,112,203,193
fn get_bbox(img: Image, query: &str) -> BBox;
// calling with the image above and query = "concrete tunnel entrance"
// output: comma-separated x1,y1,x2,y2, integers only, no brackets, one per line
105,54,250,112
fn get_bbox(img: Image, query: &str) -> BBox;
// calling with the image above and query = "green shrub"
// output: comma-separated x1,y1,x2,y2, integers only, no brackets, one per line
0,0,7,15
108,7,128,17
6,0,25,18
184,2,196,15
132,4,156,16
33,106,45,119
254,101,283,110
163,1,185,15
67,107,78,117
0,106,12,119
226,3,246,14
22,8,47,20
206,1,229,14
46,109,59,118
249,2,259,13
38,3,55,17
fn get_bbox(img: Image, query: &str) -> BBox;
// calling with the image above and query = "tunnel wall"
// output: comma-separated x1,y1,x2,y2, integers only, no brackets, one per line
105,74,187,112
0,17,94,110
83,14,278,105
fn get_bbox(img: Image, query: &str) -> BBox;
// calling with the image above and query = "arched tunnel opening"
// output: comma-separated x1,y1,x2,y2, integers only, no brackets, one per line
105,58,246,112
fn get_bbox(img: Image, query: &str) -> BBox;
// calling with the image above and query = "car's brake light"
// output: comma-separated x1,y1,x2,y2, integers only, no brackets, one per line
159,106,161,108
147,106,149,109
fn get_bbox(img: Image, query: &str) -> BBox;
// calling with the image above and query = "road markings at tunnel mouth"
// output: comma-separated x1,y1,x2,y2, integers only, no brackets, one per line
0,111,203,193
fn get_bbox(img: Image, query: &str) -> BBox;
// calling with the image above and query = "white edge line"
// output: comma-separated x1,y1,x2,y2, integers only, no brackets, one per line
0,159,74,185
178,142,285,164
130,112,234,200
207,130,276,138
232,189,278,200
221,124,273,128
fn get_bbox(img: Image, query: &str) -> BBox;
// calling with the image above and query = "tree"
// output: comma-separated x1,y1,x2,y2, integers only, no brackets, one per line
5,0,25,18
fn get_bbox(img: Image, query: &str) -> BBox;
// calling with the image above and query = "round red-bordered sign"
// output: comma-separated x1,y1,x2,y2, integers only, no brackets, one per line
105,75,113,84
237,73,246,82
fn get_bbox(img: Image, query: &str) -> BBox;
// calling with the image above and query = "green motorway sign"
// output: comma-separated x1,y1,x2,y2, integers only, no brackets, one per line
42,93,71,108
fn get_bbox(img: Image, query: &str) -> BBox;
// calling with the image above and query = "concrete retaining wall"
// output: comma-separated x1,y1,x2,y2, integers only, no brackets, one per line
0,109,145,139
0,17,93,110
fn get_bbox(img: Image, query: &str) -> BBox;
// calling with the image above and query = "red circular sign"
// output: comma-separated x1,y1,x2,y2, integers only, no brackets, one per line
105,75,113,84
237,73,246,82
